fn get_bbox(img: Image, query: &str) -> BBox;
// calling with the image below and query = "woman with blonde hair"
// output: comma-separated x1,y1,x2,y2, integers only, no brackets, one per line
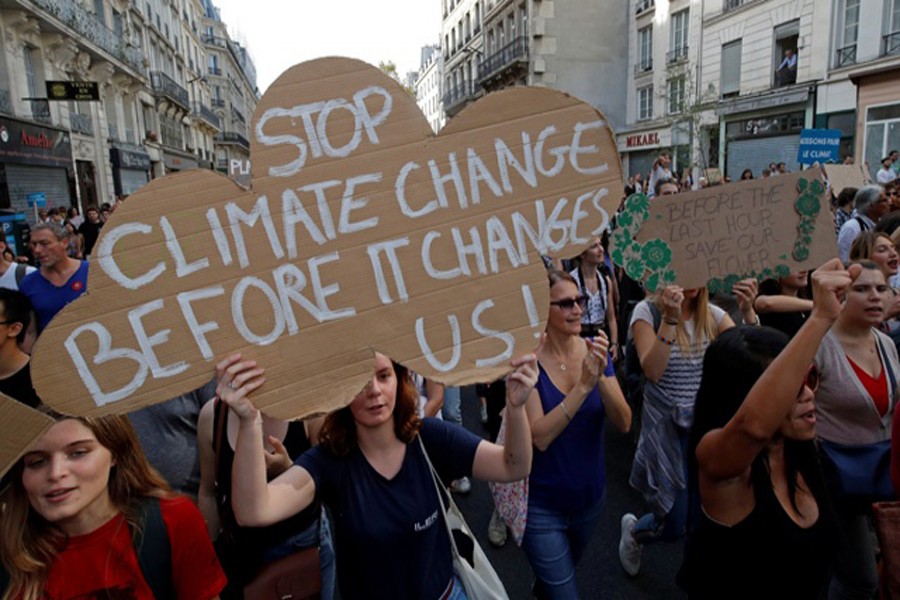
0,416,225,600
619,281,757,576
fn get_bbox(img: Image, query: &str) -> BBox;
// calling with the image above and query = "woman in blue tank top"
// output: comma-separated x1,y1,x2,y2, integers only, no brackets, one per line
521,269,632,599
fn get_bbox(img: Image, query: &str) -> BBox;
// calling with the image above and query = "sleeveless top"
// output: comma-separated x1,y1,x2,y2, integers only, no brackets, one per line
571,266,608,327
678,471,837,599
528,364,607,513
213,401,319,557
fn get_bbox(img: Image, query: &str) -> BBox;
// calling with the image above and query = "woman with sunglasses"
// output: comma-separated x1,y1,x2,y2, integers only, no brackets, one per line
519,269,630,599
813,260,899,599
619,281,757,577
570,237,618,358
678,259,849,599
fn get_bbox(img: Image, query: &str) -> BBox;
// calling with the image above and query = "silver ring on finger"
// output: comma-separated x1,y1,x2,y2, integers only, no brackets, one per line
227,381,237,390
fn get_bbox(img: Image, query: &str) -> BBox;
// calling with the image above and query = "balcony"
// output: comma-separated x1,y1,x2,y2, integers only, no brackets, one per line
835,44,857,67
215,131,249,150
69,112,93,135
442,79,478,113
208,66,222,76
30,99,50,124
635,0,654,14
478,36,528,83
193,102,221,130
724,0,748,12
231,106,245,124
634,60,653,75
150,71,190,111
883,32,900,57
30,0,144,73
667,46,688,65
211,98,226,108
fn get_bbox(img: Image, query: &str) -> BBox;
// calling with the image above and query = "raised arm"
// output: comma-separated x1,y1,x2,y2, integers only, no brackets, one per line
196,399,220,540
636,288,682,383
754,294,813,314
697,259,853,482
473,345,541,482
216,354,317,528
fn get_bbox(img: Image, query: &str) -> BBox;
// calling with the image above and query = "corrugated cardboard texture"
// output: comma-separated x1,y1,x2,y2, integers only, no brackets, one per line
32,57,622,420
610,170,837,291
0,395,53,478
825,164,871,199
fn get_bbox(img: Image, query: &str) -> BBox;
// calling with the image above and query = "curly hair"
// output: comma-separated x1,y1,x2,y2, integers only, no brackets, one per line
318,361,421,457
0,416,171,600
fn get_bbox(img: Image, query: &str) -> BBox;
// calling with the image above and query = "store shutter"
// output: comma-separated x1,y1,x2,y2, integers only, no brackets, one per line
5,164,71,215
119,170,149,196
726,135,802,179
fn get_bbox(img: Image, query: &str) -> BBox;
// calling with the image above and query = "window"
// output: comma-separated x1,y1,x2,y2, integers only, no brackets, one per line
865,103,900,179
892,0,900,33
638,86,653,120
670,10,689,54
773,20,799,86
94,0,105,25
668,77,685,114
837,0,860,65
721,40,742,97
638,26,653,71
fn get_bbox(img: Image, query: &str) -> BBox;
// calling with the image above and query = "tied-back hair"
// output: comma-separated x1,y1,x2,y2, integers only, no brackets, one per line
652,288,718,355
0,415,172,600
318,361,421,457
690,326,824,515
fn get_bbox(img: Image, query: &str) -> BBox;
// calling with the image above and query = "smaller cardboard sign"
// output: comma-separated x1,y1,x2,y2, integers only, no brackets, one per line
0,395,54,479
609,170,836,293
704,167,722,184
797,129,842,164
824,163,869,198
46,81,100,102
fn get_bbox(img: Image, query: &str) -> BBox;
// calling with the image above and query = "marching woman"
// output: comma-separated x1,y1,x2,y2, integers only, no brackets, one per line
570,237,619,359
216,346,540,600
0,416,225,600
522,270,631,598
813,260,899,599
678,259,848,599
619,280,757,576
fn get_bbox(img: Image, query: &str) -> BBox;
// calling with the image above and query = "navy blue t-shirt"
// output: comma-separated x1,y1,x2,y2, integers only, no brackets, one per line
528,357,614,513
20,261,89,331
295,418,481,600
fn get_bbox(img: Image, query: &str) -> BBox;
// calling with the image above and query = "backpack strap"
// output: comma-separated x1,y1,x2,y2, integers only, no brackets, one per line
855,216,871,232
14,264,26,287
132,497,174,600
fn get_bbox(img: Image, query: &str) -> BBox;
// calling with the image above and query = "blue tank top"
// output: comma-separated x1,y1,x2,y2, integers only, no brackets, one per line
529,364,607,512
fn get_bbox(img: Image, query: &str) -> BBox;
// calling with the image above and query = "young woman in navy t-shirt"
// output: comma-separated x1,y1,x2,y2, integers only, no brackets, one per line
216,348,540,600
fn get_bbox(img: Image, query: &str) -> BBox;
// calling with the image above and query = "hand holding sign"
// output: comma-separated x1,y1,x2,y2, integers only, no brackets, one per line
31,58,622,420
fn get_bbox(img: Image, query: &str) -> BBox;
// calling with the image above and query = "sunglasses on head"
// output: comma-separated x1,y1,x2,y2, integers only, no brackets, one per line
550,295,588,311
799,365,819,397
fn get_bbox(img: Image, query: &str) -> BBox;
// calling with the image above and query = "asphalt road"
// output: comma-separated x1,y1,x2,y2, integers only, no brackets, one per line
452,386,687,600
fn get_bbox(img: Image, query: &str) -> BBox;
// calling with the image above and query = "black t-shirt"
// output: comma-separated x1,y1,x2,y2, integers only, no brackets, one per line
0,360,39,408
296,418,481,600
758,279,808,339
79,220,103,256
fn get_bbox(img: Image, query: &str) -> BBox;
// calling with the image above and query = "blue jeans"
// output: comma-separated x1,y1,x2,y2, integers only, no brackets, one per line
262,508,336,600
521,494,605,600
442,386,462,425
633,427,693,543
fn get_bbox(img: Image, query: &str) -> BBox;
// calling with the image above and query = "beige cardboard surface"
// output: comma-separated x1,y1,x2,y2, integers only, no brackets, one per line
825,164,870,198
0,395,53,479
31,57,623,420
609,170,836,292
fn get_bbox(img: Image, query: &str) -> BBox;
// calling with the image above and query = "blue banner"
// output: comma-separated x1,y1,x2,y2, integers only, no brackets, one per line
797,129,842,164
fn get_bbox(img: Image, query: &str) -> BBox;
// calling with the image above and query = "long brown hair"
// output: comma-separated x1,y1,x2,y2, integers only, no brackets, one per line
318,361,421,457
0,416,172,600
652,288,718,355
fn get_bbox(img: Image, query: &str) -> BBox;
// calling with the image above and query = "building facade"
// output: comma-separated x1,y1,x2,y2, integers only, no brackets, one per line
0,0,253,223
415,43,445,132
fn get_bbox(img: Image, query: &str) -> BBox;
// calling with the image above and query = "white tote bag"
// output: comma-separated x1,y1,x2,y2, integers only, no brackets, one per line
419,437,509,600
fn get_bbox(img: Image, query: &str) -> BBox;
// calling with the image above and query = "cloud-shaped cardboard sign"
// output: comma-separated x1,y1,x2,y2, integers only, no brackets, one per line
31,58,622,420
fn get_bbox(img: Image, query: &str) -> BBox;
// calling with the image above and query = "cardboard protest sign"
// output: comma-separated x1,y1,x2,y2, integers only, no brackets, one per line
824,164,870,198
0,395,54,478
609,170,835,293
31,57,622,420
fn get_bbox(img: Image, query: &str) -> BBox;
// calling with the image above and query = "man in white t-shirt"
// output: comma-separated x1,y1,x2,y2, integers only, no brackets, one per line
877,157,897,185
0,238,35,291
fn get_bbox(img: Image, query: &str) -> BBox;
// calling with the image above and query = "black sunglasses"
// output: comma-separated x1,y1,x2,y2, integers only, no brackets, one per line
799,365,819,397
550,295,588,311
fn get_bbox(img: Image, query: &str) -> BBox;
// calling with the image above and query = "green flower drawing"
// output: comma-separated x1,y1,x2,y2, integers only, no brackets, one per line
640,239,673,271
617,211,634,228
795,194,821,216
627,193,651,217
625,256,646,281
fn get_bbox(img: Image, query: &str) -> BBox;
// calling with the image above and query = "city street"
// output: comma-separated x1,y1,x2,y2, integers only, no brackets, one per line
453,386,685,600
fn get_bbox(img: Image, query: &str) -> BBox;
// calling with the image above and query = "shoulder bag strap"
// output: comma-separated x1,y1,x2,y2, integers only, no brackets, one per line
213,398,227,466
418,436,463,559
14,264,26,287
132,498,174,600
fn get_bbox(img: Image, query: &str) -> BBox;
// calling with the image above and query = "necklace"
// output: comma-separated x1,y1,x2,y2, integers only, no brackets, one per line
559,362,567,371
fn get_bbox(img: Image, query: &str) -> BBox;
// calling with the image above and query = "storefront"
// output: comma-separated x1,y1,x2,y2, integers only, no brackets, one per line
110,144,151,196
717,86,811,178
617,127,671,180
0,117,73,217
163,150,198,174
850,66,900,180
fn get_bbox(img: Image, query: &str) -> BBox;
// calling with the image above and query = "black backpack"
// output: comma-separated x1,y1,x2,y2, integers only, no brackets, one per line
0,498,173,598
623,301,661,406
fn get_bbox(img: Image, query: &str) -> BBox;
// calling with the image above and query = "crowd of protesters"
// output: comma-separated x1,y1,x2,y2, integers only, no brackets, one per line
2,155,900,600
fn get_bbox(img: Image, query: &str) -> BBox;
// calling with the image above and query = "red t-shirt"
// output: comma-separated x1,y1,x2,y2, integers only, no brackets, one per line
41,496,225,600
846,354,890,417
